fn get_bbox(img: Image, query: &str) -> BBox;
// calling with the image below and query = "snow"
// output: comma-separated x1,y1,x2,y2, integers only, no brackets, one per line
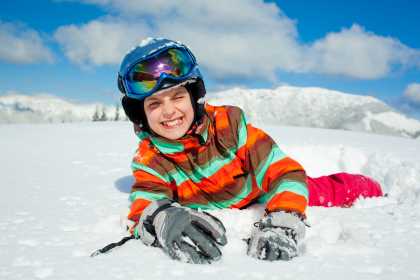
208,85,420,138
368,111,420,137
0,93,125,123
2,85,420,139
1,121,420,279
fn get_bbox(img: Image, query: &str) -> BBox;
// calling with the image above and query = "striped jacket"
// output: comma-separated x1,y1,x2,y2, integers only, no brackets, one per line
127,104,308,222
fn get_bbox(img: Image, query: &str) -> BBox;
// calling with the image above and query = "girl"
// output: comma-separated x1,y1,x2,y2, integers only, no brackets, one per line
118,38,382,264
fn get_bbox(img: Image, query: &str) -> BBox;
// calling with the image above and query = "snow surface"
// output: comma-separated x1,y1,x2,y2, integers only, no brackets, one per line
1,121,420,279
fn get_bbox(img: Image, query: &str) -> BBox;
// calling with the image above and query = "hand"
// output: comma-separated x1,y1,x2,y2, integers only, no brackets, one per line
246,211,305,261
135,199,227,264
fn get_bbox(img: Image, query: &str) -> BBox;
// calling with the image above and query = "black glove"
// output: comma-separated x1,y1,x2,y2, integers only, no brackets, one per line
135,199,227,264
247,211,306,261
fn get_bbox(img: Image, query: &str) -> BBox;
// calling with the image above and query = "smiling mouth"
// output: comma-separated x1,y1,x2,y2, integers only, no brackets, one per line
161,117,184,128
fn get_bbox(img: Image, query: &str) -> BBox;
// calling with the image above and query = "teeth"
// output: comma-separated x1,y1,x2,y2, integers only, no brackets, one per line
163,117,182,127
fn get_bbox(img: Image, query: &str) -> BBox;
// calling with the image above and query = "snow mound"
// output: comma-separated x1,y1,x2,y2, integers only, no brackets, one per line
208,86,420,138
0,93,125,123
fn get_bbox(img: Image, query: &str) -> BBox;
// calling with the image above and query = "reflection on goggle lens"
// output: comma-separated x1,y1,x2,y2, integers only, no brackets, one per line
126,48,194,95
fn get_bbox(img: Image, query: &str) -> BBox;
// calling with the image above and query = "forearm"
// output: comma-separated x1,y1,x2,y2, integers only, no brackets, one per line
128,169,174,222
239,123,309,214
261,170,308,214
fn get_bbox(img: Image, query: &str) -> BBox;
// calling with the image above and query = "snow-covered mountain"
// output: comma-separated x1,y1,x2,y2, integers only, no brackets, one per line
0,94,126,123
208,86,420,139
2,86,420,139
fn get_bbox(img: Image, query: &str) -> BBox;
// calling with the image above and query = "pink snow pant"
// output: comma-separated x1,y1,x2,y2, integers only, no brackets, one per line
307,173,383,207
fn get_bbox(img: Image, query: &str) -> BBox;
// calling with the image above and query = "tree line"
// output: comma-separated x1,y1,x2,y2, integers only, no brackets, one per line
92,103,126,121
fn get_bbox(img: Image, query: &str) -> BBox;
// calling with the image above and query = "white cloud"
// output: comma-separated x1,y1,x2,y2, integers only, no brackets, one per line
0,21,54,64
305,24,420,79
54,0,302,80
54,0,420,81
54,18,150,66
404,83,420,106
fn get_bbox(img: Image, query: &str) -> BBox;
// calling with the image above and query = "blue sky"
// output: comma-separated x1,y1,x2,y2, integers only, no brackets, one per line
1,0,420,118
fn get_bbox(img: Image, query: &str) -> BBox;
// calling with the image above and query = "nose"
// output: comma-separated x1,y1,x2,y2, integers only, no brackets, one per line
161,100,176,118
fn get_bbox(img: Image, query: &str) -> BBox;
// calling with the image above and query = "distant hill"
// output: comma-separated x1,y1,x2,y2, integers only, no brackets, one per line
0,94,126,123
2,86,420,139
208,86,420,139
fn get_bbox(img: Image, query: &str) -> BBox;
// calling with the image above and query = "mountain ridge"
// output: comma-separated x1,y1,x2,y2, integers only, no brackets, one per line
207,86,420,139
0,93,124,123
1,86,420,139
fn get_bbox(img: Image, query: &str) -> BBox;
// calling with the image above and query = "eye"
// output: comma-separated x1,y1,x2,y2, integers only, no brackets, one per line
147,101,160,109
174,94,186,100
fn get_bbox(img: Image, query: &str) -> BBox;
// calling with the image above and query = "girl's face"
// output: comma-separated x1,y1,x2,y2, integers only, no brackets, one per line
144,86,194,140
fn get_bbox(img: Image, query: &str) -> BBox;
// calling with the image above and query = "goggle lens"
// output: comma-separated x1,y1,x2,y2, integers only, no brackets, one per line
126,48,194,96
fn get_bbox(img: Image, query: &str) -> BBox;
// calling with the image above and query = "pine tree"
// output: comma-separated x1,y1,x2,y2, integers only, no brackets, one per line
92,106,100,121
114,103,120,121
99,106,108,121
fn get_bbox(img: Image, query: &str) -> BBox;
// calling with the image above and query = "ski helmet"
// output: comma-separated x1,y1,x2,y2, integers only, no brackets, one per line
118,38,206,129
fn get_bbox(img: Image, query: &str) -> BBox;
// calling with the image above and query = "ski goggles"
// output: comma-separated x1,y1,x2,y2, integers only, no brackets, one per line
123,47,197,99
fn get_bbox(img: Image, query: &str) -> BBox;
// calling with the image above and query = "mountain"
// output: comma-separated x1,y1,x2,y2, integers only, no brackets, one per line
208,86,420,139
2,86,420,139
0,93,125,123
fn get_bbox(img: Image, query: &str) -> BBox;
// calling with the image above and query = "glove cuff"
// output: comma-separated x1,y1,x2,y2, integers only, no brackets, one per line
261,211,306,241
136,199,175,245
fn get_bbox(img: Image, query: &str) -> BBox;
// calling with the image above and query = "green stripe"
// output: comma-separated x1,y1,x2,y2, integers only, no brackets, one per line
170,110,248,190
255,145,287,189
150,137,185,154
133,138,241,187
185,174,254,209
134,110,247,186
136,131,149,141
185,203,218,210
137,130,185,154
237,111,248,149
258,180,308,203
131,161,170,183
129,190,168,202
168,148,238,185
199,119,209,144
133,227,140,239
170,165,192,184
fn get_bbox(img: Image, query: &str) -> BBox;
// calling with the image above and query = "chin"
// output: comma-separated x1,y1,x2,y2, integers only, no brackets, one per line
160,133,186,140
155,127,189,140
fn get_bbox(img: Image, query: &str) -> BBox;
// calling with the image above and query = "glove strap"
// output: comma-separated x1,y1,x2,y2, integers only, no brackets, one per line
142,200,174,236
135,199,175,245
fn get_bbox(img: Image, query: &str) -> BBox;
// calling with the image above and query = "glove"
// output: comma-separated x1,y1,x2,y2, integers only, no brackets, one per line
246,211,305,261
135,199,227,264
